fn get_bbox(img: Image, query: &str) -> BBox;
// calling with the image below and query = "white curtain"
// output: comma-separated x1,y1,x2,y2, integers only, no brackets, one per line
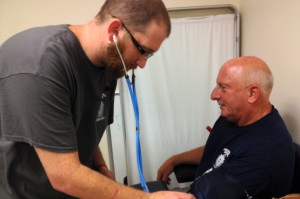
118,14,237,188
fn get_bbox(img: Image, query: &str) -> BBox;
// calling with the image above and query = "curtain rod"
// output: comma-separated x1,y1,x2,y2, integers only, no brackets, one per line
167,4,239,15
168,4,240,57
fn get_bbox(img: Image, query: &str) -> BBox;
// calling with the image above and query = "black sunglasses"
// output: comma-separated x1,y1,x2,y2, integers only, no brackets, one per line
112,16,154,59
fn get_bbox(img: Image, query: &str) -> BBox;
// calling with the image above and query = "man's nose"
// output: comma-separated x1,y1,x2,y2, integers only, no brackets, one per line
136,58,147,68
211,87,220,100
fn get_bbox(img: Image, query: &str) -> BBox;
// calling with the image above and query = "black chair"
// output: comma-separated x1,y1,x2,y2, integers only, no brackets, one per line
291,143,300,193
174,164,197,183
123,176,168,192
131,181,168,192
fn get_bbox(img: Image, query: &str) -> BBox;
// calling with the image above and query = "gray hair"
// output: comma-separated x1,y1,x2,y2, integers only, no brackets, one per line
243,62,274,97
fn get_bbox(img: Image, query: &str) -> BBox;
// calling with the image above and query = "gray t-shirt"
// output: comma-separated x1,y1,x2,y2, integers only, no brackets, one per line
0,25,117,198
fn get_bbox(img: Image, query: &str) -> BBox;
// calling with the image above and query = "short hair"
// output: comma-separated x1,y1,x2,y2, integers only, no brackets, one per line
96,0,171,36
240,57,274,96
245,67,274,96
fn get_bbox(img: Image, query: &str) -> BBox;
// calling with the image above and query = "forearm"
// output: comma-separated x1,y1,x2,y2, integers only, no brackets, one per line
172,146,205,165
68,166,196,199
64,165,149,199
157,146,205,182
35,147,147,199
35,148,195,199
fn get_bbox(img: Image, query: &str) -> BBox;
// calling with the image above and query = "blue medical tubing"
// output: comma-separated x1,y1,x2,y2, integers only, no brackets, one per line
112,36,148,191
124,73,149,193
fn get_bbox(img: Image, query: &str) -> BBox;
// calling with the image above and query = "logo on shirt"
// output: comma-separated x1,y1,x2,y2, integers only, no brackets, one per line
213,148,231,168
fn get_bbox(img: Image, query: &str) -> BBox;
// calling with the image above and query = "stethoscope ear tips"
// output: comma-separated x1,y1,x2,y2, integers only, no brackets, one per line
113,34,117,42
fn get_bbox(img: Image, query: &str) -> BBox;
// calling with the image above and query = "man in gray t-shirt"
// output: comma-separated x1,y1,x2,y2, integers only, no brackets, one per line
0,24,117,198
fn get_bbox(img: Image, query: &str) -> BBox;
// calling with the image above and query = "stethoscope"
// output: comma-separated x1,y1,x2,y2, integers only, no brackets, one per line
113,34,149,192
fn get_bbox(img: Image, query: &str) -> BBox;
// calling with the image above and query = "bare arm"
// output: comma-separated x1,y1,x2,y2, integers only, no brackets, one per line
157,146,205,183
35,147,195,199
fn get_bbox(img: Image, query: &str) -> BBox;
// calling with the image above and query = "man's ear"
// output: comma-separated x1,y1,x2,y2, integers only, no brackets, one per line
108,19,122,42
248,85,259,103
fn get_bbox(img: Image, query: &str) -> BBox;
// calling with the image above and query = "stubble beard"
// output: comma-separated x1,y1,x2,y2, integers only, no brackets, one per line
101,40,132,79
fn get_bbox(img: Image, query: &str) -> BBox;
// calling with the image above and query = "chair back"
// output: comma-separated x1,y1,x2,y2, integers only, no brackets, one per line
291,143,300,193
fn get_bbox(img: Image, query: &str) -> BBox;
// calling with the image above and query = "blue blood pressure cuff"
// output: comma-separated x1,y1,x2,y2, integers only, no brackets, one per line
190,166,250,199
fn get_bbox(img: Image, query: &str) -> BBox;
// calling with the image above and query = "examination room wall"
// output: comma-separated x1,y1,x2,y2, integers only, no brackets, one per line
1,0,300,168
165,0,300,144
240,0,300,144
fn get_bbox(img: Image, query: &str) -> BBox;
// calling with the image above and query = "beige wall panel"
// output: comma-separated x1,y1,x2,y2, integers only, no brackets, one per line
241,0,300,143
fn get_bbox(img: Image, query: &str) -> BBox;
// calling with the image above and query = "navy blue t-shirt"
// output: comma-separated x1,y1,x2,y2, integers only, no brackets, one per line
192,106,294,199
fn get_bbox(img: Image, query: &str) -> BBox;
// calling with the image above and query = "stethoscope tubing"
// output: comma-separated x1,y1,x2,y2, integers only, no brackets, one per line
125,74,149,192
113,34,149,192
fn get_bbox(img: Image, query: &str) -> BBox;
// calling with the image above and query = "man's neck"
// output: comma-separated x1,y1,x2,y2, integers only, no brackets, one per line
69,19,105,67
237,102,272,126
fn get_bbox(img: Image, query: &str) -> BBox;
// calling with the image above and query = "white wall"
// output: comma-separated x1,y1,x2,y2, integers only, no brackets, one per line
240,0,300,143
0,0,103,43
0,0,241,44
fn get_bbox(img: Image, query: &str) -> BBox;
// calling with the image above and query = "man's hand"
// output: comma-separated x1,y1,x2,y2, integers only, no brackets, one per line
150,191,195,199
157,157,176,185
